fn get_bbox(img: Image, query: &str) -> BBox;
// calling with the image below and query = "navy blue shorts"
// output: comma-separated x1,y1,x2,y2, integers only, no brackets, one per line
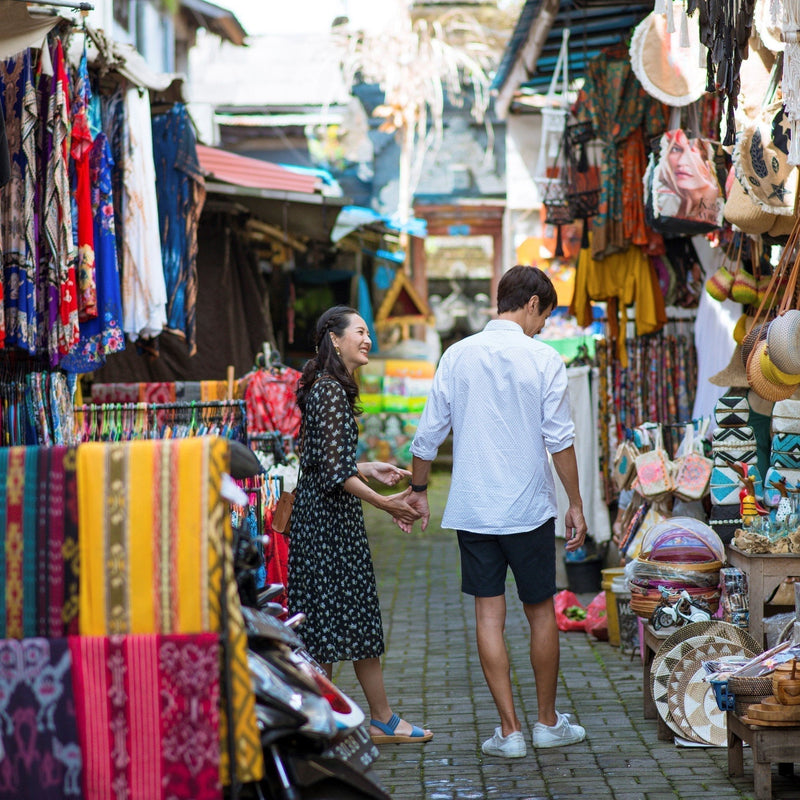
457,518,556,605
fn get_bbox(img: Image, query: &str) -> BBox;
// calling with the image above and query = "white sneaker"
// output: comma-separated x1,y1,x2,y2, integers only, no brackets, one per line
532,711,586,748
481,726,527,758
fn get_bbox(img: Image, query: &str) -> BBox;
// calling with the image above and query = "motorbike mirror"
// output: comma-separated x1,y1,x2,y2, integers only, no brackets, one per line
229,441,265,479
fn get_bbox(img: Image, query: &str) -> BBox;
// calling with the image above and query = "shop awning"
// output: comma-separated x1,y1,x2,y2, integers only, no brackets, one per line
196,145,321,194
180,0,247,46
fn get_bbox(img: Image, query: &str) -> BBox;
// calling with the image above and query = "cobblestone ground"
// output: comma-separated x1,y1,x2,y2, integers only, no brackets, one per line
331,471,800,800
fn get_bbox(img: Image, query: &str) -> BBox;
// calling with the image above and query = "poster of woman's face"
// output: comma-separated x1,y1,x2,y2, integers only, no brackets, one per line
653,130,724,226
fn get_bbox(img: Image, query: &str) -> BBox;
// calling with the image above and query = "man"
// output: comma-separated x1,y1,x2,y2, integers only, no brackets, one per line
403,265,587,758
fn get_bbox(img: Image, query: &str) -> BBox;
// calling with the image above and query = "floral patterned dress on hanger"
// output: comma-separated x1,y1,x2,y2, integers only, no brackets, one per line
287,375,384,664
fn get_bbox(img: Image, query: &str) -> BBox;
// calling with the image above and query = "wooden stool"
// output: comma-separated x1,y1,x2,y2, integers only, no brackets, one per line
641,623,672,741
727,711,800,800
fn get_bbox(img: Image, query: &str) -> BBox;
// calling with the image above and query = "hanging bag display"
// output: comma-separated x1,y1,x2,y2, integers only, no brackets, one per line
612,437,640,491
634,425,674,499
645,128,725,234
673,421,713,501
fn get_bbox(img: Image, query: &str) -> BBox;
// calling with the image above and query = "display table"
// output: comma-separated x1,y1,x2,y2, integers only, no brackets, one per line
726,711,799,800
641,624,672,741
726,546,800,648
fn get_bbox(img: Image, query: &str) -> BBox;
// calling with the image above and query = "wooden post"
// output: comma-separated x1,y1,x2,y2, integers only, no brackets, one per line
226,365,235,401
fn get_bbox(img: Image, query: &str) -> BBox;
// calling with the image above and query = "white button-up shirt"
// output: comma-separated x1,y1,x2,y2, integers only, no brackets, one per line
411,319,575,534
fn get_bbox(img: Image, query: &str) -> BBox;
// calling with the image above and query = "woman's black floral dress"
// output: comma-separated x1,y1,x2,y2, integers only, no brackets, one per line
287,376,385,663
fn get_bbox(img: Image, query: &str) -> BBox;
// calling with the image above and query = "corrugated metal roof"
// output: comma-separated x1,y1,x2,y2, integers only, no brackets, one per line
490,0,540,92
196,145,321,194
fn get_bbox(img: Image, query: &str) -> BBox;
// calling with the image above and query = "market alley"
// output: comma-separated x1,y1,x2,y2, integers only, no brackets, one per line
330,471,800,800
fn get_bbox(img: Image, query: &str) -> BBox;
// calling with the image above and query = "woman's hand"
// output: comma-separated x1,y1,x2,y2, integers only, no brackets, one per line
379,486,422,525
358,461,412,487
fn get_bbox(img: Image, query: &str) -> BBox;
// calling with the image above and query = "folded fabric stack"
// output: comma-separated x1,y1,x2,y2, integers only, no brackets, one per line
626,517,725,619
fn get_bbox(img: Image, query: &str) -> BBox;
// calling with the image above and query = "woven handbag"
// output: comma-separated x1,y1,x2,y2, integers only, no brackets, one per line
772,399,800,434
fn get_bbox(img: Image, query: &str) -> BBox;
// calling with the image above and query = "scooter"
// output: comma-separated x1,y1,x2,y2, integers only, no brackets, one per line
227,441,390,800
650,586,713,631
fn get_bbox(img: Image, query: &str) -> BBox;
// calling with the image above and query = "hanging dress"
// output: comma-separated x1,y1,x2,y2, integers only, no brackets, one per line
287,376,384,664
151,103,205,355
60,132,125,373
69,44,96,322
0,49,39,352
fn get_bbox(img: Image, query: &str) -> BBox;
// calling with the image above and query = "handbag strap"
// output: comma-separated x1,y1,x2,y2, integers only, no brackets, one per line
546,28,570,108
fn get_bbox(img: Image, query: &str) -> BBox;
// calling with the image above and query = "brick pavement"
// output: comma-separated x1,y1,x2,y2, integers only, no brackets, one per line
330,474,800,800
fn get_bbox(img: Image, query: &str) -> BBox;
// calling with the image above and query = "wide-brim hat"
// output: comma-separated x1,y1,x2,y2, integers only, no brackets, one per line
709,344,749,387
746,340,798,401
630,7,706,107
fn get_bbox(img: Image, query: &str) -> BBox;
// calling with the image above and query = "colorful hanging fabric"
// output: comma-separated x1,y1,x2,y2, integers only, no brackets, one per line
76,437,263,784
61,133,125,373
70,45,96,323
0,446,79,638
69,633,221,800
0,50,39,352
151,103,206,355
41,40,79,364
0,638,81,800
572,48,667,260
243,367,302,437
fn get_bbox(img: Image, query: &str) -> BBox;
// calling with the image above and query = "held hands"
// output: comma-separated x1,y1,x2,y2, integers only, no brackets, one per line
381,486,422,526
564,505,588,552
359,461,412,487
394,490,430,534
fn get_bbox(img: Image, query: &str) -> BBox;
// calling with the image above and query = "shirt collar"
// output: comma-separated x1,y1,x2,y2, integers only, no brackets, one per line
485,319,524,334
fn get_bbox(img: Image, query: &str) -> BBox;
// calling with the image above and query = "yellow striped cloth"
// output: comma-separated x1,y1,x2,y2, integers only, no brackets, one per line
77,436,263,784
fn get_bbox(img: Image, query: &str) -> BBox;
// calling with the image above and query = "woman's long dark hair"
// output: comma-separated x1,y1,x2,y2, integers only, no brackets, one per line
296,305,362,415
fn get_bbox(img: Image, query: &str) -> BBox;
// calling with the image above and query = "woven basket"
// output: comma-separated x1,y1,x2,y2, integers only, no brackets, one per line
629,586,721,619
746,340,798,401
767,309,800,373
728,674,774,714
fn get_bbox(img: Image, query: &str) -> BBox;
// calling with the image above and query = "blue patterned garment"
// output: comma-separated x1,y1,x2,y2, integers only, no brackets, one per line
151,103,205,355
61,134,125,373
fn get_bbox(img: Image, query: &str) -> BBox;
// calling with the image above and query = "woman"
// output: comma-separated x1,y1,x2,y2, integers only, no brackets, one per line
656,129,723,225
288,305,433,744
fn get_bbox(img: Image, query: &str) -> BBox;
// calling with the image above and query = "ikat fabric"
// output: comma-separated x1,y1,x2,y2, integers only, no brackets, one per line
244,366,303,437
76,437,263,784
69,633,221,800
0,638,81,800
0,446,79,639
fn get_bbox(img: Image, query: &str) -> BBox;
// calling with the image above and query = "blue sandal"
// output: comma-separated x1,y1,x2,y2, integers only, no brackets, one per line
370,713,433,744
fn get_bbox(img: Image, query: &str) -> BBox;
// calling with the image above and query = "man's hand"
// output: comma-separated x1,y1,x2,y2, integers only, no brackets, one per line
394,491,430,533
564,505,587,552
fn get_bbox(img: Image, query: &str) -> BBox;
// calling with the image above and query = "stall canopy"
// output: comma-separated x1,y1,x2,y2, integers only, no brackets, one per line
196,144,347,241
491,0,650,117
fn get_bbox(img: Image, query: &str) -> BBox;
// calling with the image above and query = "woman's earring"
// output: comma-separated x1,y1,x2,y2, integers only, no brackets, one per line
335,346,342,356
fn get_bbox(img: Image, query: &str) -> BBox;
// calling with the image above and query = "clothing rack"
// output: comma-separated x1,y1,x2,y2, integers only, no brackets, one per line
74,399,246,412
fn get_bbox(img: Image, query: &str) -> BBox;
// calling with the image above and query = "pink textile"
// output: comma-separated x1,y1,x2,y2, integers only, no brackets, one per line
69,633,221,800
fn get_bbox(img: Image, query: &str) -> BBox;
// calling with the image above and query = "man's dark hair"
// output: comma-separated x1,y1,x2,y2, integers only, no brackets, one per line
496,265,558,314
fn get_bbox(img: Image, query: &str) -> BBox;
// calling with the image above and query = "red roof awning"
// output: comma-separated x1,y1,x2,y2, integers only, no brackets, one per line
196,145,320,194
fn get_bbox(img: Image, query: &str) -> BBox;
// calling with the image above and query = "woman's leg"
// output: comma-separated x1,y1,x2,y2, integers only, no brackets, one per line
353,657,431,737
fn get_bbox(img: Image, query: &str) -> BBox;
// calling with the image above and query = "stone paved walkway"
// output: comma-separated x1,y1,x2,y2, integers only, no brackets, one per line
331,472,800,800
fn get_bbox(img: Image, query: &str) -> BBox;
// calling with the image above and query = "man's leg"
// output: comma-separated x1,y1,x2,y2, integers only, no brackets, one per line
523,596,559,727
475,594,520,736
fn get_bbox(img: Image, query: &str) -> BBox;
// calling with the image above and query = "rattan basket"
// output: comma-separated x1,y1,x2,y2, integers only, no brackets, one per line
728,674,774,714
628,587,721,619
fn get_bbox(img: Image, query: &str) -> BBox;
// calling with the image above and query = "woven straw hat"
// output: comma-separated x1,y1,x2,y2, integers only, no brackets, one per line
767,309,800,372
710,344,750,387
733,314,756,344
760,339,800,384
747,388,775,416
629,7,706,107
741,320,770,367
746,340,798,400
